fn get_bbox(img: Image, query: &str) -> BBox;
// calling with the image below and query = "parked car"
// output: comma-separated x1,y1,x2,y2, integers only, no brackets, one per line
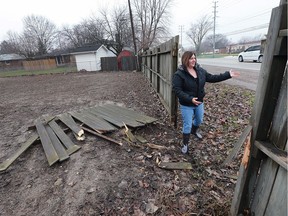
238,45,263,63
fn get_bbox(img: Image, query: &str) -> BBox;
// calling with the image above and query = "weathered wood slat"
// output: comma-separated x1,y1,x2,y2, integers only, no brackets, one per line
96,105,142,124
250,159,280,215
158,162,192,170
279,29,288,37
223,125,252,165
70,111,115,132
0,134,39,172
46,126,69,162
58,113,84,137
103,104,157,124
254,140,287,171
48,120,81,155
35,121,59,166
87,108,124,128
265,166,287,216
79,110,116,130
95,106,144,128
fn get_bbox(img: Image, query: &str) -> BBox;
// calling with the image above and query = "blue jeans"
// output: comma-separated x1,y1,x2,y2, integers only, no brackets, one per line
180,104,204,134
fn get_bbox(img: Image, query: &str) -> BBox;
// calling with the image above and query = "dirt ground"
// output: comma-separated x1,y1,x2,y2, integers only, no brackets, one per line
0,71,254,216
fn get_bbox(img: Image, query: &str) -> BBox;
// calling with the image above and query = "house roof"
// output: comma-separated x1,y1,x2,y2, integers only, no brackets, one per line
0,54,25,61
69,44,103,54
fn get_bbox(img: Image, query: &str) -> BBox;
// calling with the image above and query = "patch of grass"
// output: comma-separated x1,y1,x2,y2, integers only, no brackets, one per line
0,66,77,78
197,54,238,58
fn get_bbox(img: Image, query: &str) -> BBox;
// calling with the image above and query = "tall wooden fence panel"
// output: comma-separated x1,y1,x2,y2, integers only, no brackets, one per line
231,2,287,215
141,36,179,125
101,57,118,71
23,59,57,71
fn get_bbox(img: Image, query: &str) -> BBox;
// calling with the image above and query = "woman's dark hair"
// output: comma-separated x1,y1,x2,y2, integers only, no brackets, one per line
181,51,197,68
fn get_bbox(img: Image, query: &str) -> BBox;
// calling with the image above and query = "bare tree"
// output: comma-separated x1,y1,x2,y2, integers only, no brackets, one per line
99,5,133,55
132,0,173,51
186,15,213,54
60,19,105,49
201,34,230,52
0,39,18,54
3,31,38,58
22,15,57,55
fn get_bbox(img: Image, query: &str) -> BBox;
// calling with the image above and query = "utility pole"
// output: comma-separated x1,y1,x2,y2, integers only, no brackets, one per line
212,1,218,58
128,0,139,71
179,25,184,48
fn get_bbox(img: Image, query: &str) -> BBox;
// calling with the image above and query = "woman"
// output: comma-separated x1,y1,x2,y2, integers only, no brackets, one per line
172,51,240,154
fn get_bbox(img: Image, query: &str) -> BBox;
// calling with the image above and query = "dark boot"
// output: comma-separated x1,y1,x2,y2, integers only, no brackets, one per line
191,125,203,139
181,133,190,154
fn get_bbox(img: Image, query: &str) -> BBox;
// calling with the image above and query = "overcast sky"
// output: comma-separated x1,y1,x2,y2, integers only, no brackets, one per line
0,0,280,46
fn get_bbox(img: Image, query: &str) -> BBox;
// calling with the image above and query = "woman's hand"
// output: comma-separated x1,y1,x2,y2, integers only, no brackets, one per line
192,97,202,106
229,69,240,77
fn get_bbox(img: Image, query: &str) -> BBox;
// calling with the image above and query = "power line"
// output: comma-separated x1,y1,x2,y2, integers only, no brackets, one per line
223,23,269,36
219,9,271,27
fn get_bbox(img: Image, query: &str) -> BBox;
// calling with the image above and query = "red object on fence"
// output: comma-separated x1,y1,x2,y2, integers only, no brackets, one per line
117,50,133,70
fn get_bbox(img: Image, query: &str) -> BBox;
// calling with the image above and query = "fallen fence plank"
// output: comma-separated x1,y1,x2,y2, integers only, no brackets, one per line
80,110,117,130
82,126,123,146
222,125,252,166
94,106,145,128
46,126,69,162
48,120,81,155
103,104,157,124
146,143,168,150
158,162,193,170
58,113,84,137
35,121,59,166
70,111,116,132
0,134,39,172
86,108,124,128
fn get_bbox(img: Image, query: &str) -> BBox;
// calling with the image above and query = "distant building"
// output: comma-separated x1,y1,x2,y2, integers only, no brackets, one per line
70,44,116,71
226,41,261,54
0,54,25,71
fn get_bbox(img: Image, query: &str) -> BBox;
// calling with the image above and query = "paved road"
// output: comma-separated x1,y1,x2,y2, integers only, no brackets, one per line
197,56,261,91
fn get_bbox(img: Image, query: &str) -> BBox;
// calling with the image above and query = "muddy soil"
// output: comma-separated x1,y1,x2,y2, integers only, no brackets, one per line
0,71,254,215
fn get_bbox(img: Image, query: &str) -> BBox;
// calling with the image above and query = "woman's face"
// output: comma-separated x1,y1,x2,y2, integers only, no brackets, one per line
188,54,196,67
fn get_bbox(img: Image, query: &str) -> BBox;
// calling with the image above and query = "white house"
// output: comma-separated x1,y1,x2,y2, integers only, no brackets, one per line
70,44,116,71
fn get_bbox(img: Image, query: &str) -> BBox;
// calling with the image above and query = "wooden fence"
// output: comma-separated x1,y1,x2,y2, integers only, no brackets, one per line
101,56,137,71
23,59,57,71
231,1,287,215
140,36,179,125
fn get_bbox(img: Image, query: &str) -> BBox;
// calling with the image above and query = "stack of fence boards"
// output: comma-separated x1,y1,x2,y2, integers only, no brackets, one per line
0,104,157,171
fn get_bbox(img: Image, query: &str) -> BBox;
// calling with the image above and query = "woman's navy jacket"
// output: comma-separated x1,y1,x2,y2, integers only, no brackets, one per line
172,64,231,106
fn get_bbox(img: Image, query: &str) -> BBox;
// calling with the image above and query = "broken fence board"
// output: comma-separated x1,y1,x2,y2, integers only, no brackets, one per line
82,126,123,146
58,113,84,137
101,104,152,125
70,111,115,132
35,121,59,166
48,120,81,155
79,110,117,131
104,104,157,124
0,134,39,172
158,162,193,170
95,106,144,128
86,108,124,128
46,126,69,162
223,125,252,166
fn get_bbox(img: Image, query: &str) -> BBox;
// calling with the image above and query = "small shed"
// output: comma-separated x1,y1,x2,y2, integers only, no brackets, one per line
0,54,25,71
70,44,116,72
